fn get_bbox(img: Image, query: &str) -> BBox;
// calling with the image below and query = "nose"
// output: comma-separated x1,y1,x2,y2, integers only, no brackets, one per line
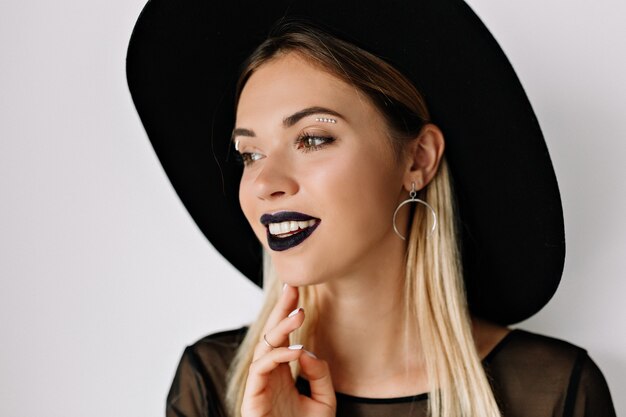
253,155,299,201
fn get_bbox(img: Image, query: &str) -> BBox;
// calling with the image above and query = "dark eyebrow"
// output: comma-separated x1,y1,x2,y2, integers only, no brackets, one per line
231,128,255,141
282,106,344,127
231,106,344,143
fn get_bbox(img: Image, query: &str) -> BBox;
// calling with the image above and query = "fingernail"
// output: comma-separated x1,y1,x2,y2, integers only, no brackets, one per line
288,307,302,318
304,350,318,359
288,344,303,350
282,283,288,292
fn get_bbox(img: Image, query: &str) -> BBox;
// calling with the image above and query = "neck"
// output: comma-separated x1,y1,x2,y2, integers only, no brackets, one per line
308,239,428,397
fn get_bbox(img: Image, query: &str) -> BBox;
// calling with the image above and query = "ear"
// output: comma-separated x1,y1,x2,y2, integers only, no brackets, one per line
403,124,445,191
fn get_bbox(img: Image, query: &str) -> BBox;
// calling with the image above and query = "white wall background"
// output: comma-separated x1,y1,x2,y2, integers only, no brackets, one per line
0,0,623,416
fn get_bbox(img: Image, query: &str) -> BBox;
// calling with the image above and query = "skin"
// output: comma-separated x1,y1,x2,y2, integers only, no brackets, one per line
234,52,509,416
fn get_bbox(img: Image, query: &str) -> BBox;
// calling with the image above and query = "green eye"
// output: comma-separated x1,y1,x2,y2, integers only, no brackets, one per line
236,134,335,167
308,137,325,147
296,134,335,152
237,151,264,166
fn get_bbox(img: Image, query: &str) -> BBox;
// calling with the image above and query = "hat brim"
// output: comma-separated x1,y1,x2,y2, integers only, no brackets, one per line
126,0,565,324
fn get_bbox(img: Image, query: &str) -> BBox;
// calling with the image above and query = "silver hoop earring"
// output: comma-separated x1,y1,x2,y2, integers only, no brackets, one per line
392,182,438,240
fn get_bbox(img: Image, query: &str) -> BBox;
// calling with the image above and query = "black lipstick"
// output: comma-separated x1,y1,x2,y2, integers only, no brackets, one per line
260,211,321,251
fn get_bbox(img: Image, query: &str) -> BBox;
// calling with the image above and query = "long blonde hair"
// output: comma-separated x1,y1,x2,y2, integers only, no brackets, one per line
225,22,501,417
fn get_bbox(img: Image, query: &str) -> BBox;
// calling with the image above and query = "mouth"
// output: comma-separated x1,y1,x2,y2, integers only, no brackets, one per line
260,211,321,251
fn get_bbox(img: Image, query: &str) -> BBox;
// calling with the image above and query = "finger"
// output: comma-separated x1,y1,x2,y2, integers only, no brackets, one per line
254,306,305,360
263,283,299,333
299,351,336,409
244,345,304,398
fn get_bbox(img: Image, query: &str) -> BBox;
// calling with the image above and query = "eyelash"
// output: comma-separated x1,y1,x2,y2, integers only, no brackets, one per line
235,133,335,166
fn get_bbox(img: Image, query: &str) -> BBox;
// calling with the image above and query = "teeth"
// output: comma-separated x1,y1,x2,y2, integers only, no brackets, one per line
268,219,317,236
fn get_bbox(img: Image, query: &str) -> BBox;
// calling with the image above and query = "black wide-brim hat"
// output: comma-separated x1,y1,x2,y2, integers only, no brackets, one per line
126,0,565,325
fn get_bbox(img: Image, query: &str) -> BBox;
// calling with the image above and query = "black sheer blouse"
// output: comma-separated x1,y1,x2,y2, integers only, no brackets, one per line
166,328,616,417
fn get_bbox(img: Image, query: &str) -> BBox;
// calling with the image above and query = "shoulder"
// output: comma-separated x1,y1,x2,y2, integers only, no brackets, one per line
177,326,249,389
485,328,585,368
166,327,249,417
485,329,584,394
485,329,616,417
184,326,249,364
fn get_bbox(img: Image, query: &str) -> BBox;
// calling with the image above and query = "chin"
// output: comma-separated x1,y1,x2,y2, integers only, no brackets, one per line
272,258,327,287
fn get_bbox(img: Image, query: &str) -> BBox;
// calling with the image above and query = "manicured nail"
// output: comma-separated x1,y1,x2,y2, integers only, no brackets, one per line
304,350,318,359
288,307,302,318
288,344,303,350
282,283,288,292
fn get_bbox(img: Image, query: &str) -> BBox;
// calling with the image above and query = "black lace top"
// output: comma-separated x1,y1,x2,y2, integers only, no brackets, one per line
166,328,616,417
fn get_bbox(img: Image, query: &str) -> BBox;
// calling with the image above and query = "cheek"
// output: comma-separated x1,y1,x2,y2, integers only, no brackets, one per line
306,146,400,233
238,177,265,241
238,177,250,220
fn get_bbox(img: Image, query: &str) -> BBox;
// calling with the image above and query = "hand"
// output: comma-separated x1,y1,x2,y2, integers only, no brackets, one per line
241,284,336,417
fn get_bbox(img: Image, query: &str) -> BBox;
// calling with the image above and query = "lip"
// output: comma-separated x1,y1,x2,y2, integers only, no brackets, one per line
260,211,319,226
266,220,321,251
260,211,321,251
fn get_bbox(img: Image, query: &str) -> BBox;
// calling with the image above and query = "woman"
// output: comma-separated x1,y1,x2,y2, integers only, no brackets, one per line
126,1,616,416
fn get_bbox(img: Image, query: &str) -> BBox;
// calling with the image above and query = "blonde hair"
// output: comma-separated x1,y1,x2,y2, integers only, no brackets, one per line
226,22,501,417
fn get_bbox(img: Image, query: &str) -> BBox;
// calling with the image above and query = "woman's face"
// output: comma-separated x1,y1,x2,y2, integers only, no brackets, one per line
234,52,408,286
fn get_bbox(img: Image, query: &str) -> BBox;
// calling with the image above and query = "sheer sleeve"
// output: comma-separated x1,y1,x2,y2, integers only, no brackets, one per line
166,328,247,417
166,346,212,417
483,329,616,417
567,352,616,417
